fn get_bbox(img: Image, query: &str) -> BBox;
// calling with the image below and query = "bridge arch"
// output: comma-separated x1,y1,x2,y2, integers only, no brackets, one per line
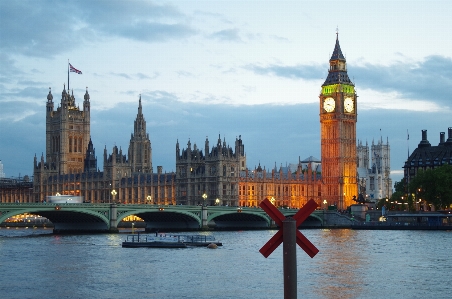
208,210,271,229
115,207,202,231
0,204,111,232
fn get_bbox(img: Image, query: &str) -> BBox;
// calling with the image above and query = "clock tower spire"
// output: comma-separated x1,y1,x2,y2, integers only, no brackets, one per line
320,34,358,210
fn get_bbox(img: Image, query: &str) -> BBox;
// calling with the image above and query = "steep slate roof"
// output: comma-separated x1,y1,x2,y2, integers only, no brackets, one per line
322,36,354,86
330,37,346,61
405,129,452,168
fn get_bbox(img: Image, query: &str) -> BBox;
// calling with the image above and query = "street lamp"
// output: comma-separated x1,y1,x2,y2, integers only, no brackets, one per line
215,198,220,206
202,193,207,206
323,199,327,210
111,189,117,204
147,195,152,204
270,197,275,205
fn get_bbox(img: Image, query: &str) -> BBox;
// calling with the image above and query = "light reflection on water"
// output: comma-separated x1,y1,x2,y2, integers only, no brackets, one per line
0,228,451,299
311,229,367,299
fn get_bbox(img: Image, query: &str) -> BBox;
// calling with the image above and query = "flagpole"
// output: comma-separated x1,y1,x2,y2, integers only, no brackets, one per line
68,59,70,91
407,129,409,159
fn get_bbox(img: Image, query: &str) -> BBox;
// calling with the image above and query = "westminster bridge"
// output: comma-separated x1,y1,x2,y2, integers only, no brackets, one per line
0,203,354,233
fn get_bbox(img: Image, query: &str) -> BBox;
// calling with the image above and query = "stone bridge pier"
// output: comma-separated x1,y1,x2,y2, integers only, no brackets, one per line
109,204,119,233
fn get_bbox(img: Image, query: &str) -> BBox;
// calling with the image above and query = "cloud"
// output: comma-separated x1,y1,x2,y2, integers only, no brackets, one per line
245,63,324,80
0,1,196,58
0,53,25,84
352,55,452,106
208,29,242,42
0,86,48,102
244,55,452,108
110,72,132,80
137,72,157,80
177,71,195,78
110,72,158,80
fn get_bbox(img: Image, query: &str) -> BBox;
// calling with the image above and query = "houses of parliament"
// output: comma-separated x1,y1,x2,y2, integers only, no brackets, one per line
0,36,393,209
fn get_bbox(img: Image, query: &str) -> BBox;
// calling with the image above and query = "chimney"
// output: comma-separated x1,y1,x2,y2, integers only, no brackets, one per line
439,132,445,145
418,130,431,148
446,127,452,144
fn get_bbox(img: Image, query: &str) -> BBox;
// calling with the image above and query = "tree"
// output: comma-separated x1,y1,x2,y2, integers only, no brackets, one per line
377,178,407,211
409,164,452,210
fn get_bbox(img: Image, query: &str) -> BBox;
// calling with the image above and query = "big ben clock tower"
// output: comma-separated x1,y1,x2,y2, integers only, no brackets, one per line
320,34,357,210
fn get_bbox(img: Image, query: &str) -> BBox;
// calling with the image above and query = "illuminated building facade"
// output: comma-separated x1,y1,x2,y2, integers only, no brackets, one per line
320,35,358,210
0,176,33,203
238,161,322,208
175,135,246,206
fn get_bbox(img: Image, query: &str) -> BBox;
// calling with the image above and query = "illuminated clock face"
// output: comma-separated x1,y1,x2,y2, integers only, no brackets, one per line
323,97,335,112
344,97,354,113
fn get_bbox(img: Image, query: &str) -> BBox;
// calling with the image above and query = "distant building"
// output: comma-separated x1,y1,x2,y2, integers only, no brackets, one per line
175,135,245,206
0,160,5,178
357,137,392,202
0,175,33,203
30,87,175,204
404,128,452,185
238,160,322,208
319,34,358,209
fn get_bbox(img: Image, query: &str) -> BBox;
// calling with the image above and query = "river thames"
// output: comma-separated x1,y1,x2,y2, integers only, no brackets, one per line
0,228,451,299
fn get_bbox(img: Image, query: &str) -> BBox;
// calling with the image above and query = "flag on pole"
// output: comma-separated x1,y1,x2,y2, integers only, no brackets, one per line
69,63,82,74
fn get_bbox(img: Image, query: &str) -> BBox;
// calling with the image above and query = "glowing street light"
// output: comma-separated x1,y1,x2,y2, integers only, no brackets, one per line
111,189,117,204
202,193,207,206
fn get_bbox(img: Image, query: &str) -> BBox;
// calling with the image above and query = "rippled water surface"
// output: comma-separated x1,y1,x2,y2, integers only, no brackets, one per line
1,228,451,299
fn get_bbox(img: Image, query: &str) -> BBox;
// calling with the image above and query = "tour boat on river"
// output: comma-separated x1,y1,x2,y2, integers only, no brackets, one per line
122,234,186,248
121,233,222,248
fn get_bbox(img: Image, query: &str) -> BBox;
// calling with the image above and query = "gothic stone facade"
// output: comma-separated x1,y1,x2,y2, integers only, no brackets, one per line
357,137,393,201
175,135,246,206
320,35,358,210
33,89,175,204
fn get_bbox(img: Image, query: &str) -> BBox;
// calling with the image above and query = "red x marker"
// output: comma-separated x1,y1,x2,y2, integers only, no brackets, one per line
259,198,319,258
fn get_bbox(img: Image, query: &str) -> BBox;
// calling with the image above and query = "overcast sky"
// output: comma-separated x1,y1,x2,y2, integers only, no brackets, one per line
1,0,452,187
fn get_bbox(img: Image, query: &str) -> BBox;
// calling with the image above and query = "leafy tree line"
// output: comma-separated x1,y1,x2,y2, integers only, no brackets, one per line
408,164,452,210
376,164,452,211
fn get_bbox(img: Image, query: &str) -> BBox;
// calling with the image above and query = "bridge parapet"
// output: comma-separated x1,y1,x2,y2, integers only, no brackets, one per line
0,203,334,232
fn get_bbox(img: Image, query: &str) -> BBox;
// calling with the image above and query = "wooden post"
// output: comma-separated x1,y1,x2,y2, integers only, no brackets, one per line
283,217,297,299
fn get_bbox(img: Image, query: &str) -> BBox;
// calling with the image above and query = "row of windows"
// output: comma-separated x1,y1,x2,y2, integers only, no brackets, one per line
68,136,83,153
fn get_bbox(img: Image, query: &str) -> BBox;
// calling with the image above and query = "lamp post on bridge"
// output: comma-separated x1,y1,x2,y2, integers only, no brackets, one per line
111,189,117,204
202,193,207,206
147,195,152,204
270,196,276,206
